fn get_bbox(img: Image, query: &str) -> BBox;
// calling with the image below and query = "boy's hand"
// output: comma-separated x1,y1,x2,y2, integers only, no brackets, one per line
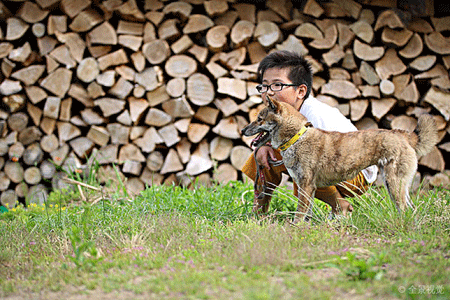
255,145,278,169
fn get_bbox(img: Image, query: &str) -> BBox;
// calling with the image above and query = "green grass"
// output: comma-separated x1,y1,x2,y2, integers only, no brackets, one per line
0,179,449,299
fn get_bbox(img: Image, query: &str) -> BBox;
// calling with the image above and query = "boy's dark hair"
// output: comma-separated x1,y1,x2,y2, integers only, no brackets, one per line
257,51,313,99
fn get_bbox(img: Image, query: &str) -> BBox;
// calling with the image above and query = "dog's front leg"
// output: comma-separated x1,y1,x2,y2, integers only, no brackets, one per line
293,178,316,223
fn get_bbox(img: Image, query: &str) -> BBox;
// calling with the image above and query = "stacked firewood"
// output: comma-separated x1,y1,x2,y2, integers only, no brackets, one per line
0,0,449,207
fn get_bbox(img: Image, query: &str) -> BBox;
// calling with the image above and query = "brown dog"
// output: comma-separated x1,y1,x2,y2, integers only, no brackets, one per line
241,96,438,221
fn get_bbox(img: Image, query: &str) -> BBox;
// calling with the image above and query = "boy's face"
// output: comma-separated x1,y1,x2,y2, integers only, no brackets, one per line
261,67,307,111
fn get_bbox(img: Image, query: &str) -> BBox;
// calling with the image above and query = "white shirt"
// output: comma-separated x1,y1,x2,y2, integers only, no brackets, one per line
300,96,378,183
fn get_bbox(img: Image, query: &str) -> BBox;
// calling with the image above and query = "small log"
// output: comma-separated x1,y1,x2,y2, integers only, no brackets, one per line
32,23,46,38
165,55,197,78
146,86,170,107
134,127,163,153
8,142,25,161
374,9,404,31
171,35,193,54
57,122,81,144
118,144,146,164
186,73,215,106
40,68,72,98
213,163,238,184
187,123,210,143
424,32,450,55
48,15,67,35
24,167,42,185
232,3,255,23
276,35,309,55
217,47,247,70
140,168,164,187
81,108,107,125
212,117,241,139
7,112,28,132
381,28,413,47
230,145,252,171
162,1,192,20
188,44,208,64
0,172,11,192
0,79,22,96
204,0,228,17
11,65,46,86
69,8,102,32
185,140,213,176
43,97,61,120
40,134,59,153
217,77,247,100
19,127,43,146
146,151,164,172
144,108,172,127
94,98,126,117
321,80,360,99
130,51,146,73
375,49,407,80
355,117,378,130
349,99,369,121
206,25,230,52
6,18,29,41
214,98,239,117
194,106,219,125
391,115,417,132
88,22,117,45
25,86,47,105
109,77,133,99
128,97,149,124
210,136,233,161
2,58,15,77
158,19,180,41
230,21,254,49
419,147,445,172
309,23,337,50
4,161,24,184
76,57,100,83
303,0,324,18
409,55,436,71
183,14,214,34
408,18,433,34
160,149,183,174
254,21,283,48
174,137,190,164
87,125,110,146
166,78,186,98
61,0,91,18
353,39,384,61
122,161,142,176
9,42,32,63
415,64,447,80
379,79,395,96
337,23,355,48
174,118,191,134
359,85,380,98
350,20,373,43
50,144,69,166
423,86,450,121
54,31,85,63
158,124,181,147
107,123,130,145
431,16,450,32
295,23,323,40
27,103,42,126
40,117,56,135
15,182,29,198
322,45,345,67
0,190,17,208
161,96,195,118
98,49,129,71
40,160,56,179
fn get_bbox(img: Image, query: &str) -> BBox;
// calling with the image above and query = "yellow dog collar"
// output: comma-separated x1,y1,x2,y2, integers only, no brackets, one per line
278,126,308,151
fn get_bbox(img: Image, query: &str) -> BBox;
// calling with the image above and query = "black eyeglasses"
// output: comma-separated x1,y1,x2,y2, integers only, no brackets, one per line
255,83,298,93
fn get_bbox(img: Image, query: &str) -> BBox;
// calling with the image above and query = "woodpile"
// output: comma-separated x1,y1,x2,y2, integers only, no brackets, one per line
1,0,450,207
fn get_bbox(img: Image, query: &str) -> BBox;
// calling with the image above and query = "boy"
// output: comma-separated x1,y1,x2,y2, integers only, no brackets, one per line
242,51,378,216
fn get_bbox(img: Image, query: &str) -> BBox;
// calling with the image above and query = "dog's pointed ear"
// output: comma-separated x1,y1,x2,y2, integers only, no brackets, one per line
266,95,280,112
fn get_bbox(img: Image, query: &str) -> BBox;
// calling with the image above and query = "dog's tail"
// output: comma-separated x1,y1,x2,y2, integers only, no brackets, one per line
412,114,438,157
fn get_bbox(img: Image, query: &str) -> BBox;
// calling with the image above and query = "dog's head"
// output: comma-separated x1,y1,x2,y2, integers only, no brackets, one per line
241,95,285,148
